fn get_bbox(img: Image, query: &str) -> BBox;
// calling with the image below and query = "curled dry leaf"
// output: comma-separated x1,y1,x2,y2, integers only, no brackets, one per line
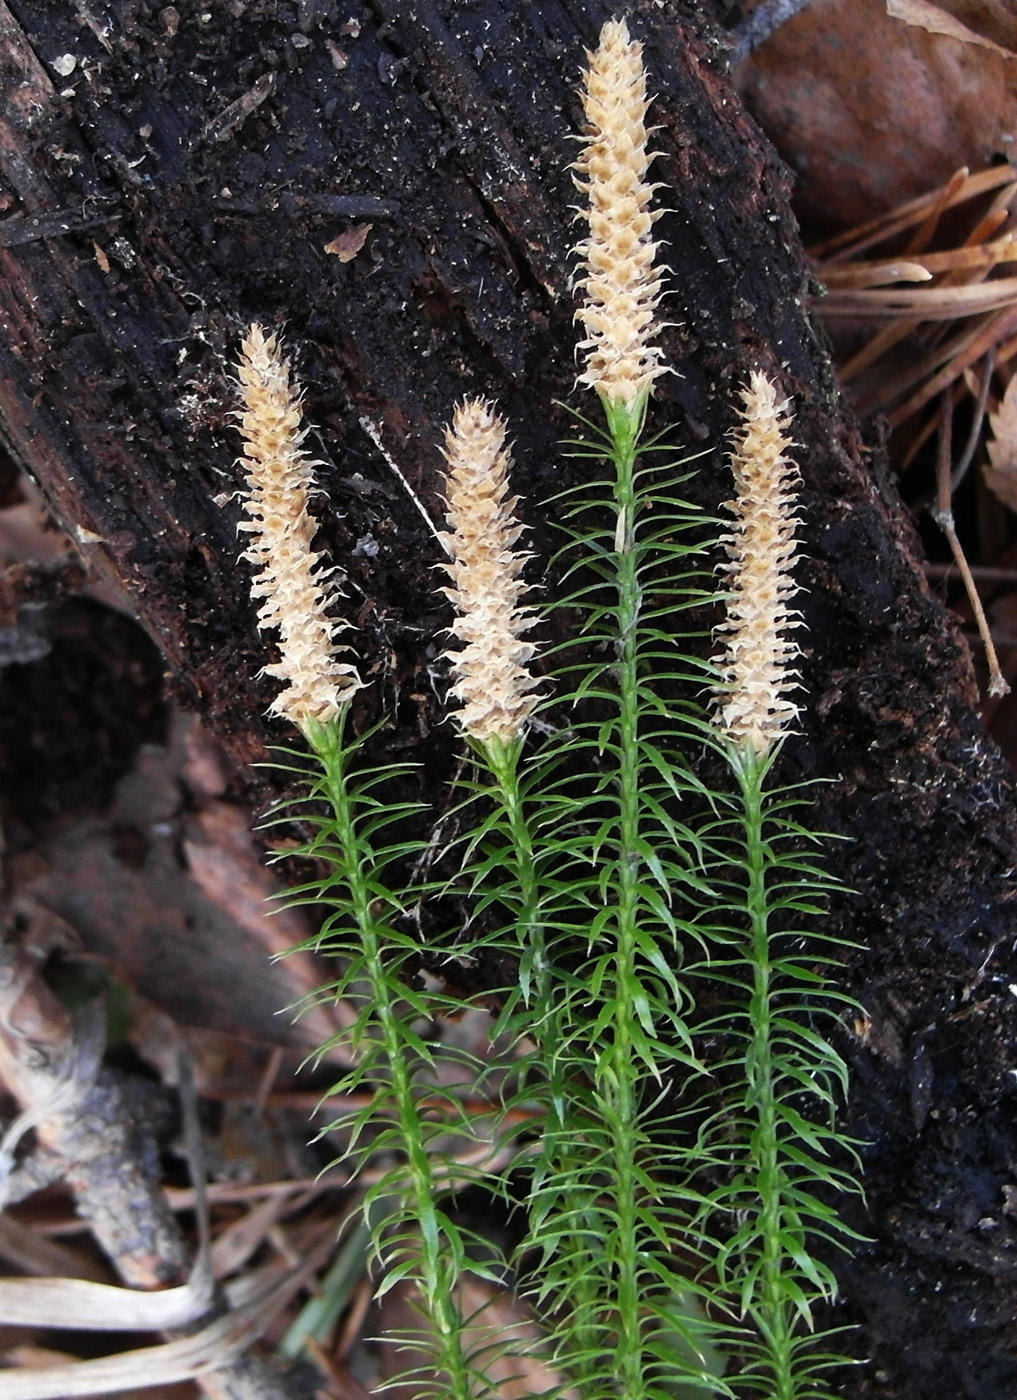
324,223,372,261
737,0,1017,228
984,373,1017,510
887,0,1014,54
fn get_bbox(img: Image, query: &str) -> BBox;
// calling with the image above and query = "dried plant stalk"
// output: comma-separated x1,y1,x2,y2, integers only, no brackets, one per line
809,165,1014,263
440,398,538,745
573,18,666,408
821,276,1017,320
714,371,801,754
819,235,1017,290
234,324,361,730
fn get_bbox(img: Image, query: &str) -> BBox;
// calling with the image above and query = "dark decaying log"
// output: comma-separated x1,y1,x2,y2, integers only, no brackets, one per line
1,1,1017,1396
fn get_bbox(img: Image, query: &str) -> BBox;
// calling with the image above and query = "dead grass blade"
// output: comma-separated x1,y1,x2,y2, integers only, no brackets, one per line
809,165,1015,262
820,234,1017,287
822,276,1017,319
888,304,1017,427
0,1257,318,1400
0,1272,214,1332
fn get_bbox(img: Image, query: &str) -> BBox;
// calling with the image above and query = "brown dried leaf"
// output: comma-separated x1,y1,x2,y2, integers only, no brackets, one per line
324,224,371,262
910,0,1017,49
738,0,1017,228
887,0,1014,54
10,713,348,1051
985,373,1017,509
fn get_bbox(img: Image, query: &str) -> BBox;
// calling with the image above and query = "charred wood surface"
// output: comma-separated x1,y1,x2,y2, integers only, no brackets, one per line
1,2,1016,1396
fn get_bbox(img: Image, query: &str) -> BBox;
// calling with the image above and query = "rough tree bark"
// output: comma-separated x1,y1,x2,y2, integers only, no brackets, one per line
1,2,1016,1397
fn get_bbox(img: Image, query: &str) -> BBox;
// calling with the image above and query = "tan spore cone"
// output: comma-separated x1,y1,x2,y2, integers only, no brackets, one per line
440,399,539,745
235,324,361,730
714,372,802,755
573,17,666,408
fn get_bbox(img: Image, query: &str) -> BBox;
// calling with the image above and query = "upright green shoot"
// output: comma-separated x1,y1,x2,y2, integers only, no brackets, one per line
701,372,862,1398
440,21,732,1396
518,21,722,1396
229,327,501,1400
214,21,866,1400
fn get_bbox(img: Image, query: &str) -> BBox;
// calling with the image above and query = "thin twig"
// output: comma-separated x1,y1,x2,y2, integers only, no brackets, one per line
930,395,1010,697
358,414,446,548
952,349,996,491
0,900,312,1400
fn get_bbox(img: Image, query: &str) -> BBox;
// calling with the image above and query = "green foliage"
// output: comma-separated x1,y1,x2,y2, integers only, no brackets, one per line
454,397,862,1400
224,15,864,1392
480,404,727,1400
685,742,864,1399
260,394,863,1400
262,714,511,1400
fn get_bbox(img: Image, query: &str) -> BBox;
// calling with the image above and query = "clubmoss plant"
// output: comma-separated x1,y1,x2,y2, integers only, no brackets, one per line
232,327,503,1400
696,372,861,1398
439,397,540,750
442,22,729,1397
515,21,720,1396
573,17,667,414
437,395,545,1020
217,17,863,1400
712,372,802,754
434,25,860,1400
235,323,363,728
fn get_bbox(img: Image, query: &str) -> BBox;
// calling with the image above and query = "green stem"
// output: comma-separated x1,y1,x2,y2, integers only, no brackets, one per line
481,738,541,1005
481,735,601,1388
737,747,795,1400
309,717,477,1400
604,392,649,1399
